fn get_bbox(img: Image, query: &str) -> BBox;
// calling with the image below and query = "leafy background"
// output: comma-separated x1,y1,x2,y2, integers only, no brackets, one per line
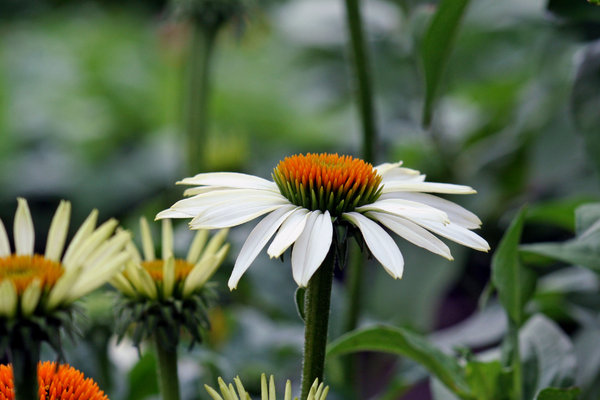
1,0,600,399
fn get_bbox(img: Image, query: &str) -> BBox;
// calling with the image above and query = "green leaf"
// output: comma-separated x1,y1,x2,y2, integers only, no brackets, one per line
327,325,471,398
536,387,581,400
465,360,511,400
126,352,159,400
421,0,471,127
527,198,597,232
575,203,600,235
491,207,528,325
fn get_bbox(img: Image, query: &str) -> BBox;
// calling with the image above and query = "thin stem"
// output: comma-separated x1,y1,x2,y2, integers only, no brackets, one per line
509,321,522,400
154,337,181,400
301,250,336,400
344,0,378,163
10,341,40,400
184,22,218,175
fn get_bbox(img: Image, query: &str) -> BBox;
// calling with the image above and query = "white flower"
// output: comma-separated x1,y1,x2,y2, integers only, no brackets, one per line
110,217,229,300
0,198,130,317
158,153,490,289
205,374,328,400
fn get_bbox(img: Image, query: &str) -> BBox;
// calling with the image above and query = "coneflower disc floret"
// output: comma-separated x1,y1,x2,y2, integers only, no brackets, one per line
272,153,382,216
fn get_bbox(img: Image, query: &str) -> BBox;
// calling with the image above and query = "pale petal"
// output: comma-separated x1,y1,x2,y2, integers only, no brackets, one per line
62,209,98,266
382,181,476,194
0,280,17,317
204,385,225,400
186,230,208,264
155,209,195,219
344,212,404,279
183,244,229,296
228,205,297,290
190,199,289,230
21,278,42,316
269,375,276,400
63,219,118,269
14,198,34,255
380,192,481,229
233,377,247,400
0,219,10,257
110,274,137,298
45,200,71,261
198,229,229,263
162,257,175,298
416,220,490,252
83,230,131,271
267,207,310,258
162,219,173,260
140,217,155,261
291,211,333,287
284,381,292,400
67,251,130,302
357,199,449,224
261,374,268,400
183,186,229,197
46,266,83,309
367,211,452,260
374,161,403,175
178,172,278,192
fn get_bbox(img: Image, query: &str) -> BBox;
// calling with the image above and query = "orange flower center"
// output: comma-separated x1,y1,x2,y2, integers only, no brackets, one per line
141,259,195,282
0,361,109,400
0,255,63,295
272,153,382,215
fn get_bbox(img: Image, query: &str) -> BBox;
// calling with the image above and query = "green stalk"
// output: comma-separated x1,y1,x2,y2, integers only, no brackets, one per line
154,337,181,400
301,250,336,400
509,321,522,400
10,341,40,400
184,22,218,175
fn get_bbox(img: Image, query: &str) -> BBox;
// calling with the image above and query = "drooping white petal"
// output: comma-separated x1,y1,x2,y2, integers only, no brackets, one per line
357,199,450,224
228,205,297,290
381,181,476,194
140,217,155,261
267,207,310,258
0,219,10,257
155,209,196,219
380,192,481,229
14,198,34,255
162,219,173,260
374,161,403,175
45,200,71,262
0,280,17,318
291,211,333,287
344,212,404,279
367,211,452,260
183,186,230,197
21,278,42,316
178,172,279,192
190,198,289,230
62,209,98,265
415,220,490,252
187,230,208,264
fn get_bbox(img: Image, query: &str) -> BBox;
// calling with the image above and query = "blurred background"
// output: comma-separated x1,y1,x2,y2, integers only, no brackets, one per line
1,0,600,398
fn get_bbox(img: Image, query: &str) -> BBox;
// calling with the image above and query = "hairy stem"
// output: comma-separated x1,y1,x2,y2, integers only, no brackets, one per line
154,337,181,400
11,341,40,400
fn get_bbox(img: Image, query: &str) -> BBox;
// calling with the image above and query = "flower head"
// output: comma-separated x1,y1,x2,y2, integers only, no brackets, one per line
0,198,130,318
205,374,328,400
0,361,109,400
158,153,490,289
112,217,229,348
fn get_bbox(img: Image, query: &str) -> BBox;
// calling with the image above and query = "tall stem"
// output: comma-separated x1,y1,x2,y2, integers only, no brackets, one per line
184,22,217,175
301,250,336,400
344,0,378,163
154,337,181,400
10,341,40,400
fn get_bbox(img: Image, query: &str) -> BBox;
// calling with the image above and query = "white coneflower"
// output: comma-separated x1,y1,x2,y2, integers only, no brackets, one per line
205,374,328,400
158,153,489,289
0,198,130,318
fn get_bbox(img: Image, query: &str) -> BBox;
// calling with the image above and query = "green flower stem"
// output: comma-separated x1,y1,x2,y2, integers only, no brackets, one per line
184,22,218,175
509,321,522,400
10,341,40,400
301,250,336,400
154,337,181,400
344,0,378,163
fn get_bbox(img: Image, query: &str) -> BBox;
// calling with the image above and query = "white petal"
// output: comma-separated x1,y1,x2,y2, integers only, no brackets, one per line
183,186,229,197
374,161,403,175
178,172,278,192
62,209,98,265
267,208,310,258
343,212,404,279
155,209,195,219
357,199,449,224
0,219,11,257
190,198,289,230
228,205,297,290
382,181,476,194
380,192,481,229
367,211,452,260
170,189,287,217
14,198,34,256
140,217,155,261
162,219,173,260
45,200,71,261
291,211,333,287
416,220,490,252
380,168,424,183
